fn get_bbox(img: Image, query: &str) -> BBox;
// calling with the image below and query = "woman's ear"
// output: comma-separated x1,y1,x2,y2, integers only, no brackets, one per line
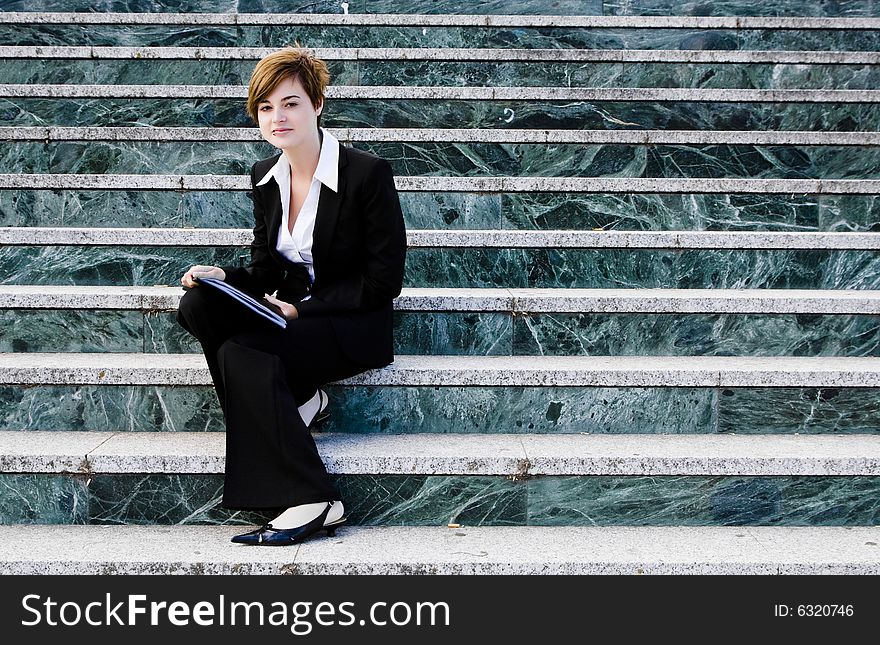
316,99,323,117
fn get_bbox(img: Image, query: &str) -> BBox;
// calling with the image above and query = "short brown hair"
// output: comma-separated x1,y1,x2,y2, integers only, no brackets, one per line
245,46,330,126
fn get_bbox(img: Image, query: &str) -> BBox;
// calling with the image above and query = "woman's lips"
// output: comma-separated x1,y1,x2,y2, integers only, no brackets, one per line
273,129,292,135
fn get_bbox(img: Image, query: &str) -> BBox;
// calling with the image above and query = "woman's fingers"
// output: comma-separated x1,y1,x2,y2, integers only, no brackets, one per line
181,265,221,288
263,293,298,320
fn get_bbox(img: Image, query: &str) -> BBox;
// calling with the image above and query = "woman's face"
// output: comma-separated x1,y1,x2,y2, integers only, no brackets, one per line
257,75,323,151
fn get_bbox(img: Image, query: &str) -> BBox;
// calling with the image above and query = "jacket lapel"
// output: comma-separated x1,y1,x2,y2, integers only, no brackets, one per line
311,144,348,270
255,155,284,257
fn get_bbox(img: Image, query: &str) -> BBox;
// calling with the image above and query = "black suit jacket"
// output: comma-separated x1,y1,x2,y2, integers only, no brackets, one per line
220,144,407,368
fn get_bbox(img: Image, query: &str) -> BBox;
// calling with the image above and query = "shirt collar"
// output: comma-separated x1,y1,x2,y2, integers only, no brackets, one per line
255,128,340,193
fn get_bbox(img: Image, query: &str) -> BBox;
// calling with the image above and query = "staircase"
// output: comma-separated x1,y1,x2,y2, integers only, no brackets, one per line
1,1,879,574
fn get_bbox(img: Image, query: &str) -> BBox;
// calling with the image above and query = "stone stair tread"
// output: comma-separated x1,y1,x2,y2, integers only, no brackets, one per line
5,126,880,145
1,284,877,313
4,175,880,194
4,227,878,249
1,353,878,387
2,12,878,30
0,524,877,575
7,45,880,65
4,85,879,103
4,431,880,476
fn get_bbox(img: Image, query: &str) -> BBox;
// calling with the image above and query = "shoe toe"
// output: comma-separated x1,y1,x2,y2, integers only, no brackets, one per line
231,526,265,544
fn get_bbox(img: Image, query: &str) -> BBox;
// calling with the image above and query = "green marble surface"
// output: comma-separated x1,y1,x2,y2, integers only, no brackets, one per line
366,0,603,14
526,475,880,526
0,0,603,14
3,247,877,289
717,387,880,433
0,190,242,228
4,310,878,358
0,385,226,432
88,474,270,526
2,190,876,232
2,472,879,526
0,309,147,353
2,23,880,51
6,98,880,131
0,310,515,355
0,189,502,229
510,313,880,357
78,474,527,526
0,474,89,524
602,0,880,17
334,474,526,526
0,0,353,12
504,194,880,232
0,246,244,286
4,59,880,90
324,385,716,433
402,249,880,290
7,142,880,180
6,383,879,434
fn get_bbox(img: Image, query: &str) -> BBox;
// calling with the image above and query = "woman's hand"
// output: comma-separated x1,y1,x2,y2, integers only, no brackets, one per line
181,265,226,288
264,293,299,320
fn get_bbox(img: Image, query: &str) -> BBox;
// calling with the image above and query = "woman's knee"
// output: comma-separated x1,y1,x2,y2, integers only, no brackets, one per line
176,286,215,329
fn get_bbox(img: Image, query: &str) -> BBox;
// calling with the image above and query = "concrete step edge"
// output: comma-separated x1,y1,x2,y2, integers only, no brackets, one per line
1,13,877,29
2,228,878,249
3,285,879,313
3,84,880,102
5,45,880,64
5,126,880,145
4,431,880,476
1,525,878,575
3,175,879,194
1,353,879,387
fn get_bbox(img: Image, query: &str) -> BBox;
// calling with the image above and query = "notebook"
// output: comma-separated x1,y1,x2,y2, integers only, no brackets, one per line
192,276,287,329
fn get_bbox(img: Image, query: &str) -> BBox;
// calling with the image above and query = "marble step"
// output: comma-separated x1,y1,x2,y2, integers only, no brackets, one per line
4,25,879,55
5,126,880,145
1,525,878,575
3,228,876,291
3,353,878,387
6,431,880,476
4,228,877,249
2,191,875,233
4,51,877,93
9,97,880,131
5,84,880,103
8,45,880,64
0,52,880,90
5,375,876,435
2,245,874,290
9,140,880,180
4,175,880,194
4,285,878,313
4,432,880,527
4,10,879,58
2,286,877,358
3,13,879,27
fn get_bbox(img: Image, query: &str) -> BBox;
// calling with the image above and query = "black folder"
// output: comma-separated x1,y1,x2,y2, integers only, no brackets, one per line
192,276,287,329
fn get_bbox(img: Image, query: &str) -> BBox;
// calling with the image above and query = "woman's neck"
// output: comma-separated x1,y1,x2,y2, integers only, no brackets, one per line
283,129,322,180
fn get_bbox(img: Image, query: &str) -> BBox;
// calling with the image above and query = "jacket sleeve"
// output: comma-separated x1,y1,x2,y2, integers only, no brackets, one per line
295,158,407,317
219,162,284,296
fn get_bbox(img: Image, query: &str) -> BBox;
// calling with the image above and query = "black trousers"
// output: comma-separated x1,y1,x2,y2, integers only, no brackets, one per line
176,286,365,510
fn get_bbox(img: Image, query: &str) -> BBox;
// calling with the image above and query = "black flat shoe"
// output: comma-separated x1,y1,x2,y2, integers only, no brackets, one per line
307,389,330,431
323,515,347,537
231,502,334,546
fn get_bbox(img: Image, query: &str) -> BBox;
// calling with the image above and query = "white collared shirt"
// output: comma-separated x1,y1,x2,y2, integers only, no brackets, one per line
255,128,340,293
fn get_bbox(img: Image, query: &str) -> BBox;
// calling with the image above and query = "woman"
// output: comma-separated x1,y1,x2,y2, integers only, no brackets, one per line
176,47,407,546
